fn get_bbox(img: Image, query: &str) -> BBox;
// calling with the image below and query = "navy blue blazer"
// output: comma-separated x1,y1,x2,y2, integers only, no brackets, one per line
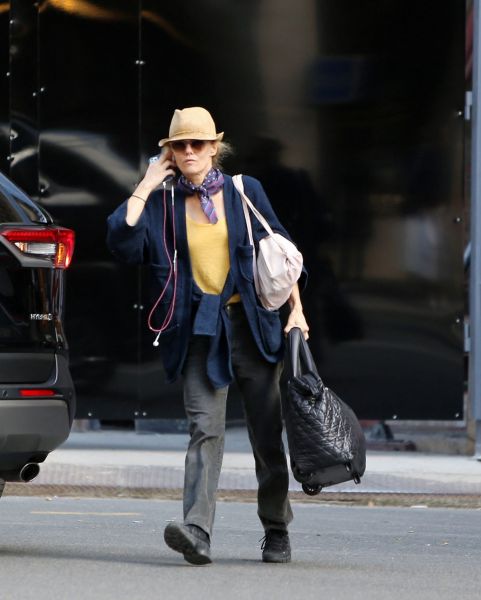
106,174,305,388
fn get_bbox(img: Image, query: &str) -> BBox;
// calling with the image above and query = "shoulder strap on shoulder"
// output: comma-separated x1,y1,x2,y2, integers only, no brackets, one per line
232,174,275,236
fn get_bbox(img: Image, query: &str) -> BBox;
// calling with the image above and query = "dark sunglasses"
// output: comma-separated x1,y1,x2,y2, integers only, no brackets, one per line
170,139,207,152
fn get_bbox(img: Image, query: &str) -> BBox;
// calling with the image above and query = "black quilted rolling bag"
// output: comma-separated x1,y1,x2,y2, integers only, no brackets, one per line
283,328,366,495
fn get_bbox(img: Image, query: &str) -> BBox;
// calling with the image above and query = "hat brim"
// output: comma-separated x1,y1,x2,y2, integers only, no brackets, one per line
158,131,224,147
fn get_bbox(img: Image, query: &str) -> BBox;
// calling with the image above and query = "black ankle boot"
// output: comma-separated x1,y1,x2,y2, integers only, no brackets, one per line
261,529,291,563
164,522,211,565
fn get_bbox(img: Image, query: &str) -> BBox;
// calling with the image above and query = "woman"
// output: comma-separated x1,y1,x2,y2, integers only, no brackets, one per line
107,107,309,565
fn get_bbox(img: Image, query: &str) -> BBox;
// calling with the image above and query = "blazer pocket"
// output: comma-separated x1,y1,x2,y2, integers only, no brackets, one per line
157,324,181,370
157,323,179,343
237,245,254,283
256,306,282,355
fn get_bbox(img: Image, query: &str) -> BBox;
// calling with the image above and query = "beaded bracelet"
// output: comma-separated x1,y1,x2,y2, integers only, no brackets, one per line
131,193,147,203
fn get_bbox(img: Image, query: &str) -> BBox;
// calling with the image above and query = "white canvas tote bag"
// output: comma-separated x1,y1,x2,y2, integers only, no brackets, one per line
232,174,303,311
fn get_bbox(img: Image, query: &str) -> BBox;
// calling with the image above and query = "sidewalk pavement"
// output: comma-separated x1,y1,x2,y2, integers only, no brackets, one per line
12,427,481,496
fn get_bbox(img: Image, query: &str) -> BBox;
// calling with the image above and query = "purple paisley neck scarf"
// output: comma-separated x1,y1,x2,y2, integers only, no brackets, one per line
177,168,224,224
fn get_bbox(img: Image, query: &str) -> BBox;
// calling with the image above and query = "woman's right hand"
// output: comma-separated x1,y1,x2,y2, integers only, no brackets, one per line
140,149,176,194
126,150,175,226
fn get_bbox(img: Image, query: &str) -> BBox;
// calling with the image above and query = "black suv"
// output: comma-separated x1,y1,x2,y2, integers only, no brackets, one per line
0,171,75,498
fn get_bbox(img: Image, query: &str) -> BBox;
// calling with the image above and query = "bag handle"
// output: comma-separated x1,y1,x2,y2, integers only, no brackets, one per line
232,174,277,238
287,327,320,380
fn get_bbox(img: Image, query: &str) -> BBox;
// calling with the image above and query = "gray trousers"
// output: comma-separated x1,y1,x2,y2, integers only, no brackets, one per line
182,303,293,537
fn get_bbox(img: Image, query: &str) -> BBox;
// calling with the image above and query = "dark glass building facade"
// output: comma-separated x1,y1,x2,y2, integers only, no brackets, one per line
0,1,466,420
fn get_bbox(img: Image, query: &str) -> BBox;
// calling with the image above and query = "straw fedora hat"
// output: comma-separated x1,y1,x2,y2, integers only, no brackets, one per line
158,107,224,147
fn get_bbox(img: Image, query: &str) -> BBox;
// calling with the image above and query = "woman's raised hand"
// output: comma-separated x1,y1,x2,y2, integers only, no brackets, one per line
141,150,176,193
125,150,175,226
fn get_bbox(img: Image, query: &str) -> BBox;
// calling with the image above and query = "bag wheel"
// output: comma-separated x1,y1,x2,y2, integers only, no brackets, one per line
353,474,361,484
302,483,322,496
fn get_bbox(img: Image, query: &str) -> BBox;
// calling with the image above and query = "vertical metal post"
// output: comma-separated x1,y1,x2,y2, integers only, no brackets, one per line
470,0,481,459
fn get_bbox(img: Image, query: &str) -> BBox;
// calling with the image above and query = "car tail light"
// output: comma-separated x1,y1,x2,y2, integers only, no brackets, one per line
1,227,75,268
19,389,56,397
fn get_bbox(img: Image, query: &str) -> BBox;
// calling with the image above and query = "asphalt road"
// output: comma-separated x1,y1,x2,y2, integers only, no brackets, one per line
0,496,480,600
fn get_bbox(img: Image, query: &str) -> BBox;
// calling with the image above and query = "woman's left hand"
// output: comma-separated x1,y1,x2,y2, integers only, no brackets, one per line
284,307,309,340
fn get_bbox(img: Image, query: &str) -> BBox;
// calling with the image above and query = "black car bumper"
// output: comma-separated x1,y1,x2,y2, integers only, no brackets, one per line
0,354,75,483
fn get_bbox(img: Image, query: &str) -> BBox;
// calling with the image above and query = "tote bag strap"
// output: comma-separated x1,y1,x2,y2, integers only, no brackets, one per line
287,327,320,380
232,174,277,237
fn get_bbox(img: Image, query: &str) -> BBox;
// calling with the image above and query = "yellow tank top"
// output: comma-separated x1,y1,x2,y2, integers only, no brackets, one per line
186,215,241,303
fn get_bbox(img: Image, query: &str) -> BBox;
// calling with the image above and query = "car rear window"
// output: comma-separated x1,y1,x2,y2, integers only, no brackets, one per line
0,172,50,224
0,194,23,223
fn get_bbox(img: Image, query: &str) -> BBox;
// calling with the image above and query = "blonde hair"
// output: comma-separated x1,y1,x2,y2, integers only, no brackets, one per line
212,140,234,169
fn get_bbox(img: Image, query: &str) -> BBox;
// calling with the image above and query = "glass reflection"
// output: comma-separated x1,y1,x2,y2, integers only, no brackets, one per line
0,0,465,420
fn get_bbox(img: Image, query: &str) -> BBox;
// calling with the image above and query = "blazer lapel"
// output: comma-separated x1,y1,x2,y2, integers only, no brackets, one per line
173,189,189,270
224,175,245,260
